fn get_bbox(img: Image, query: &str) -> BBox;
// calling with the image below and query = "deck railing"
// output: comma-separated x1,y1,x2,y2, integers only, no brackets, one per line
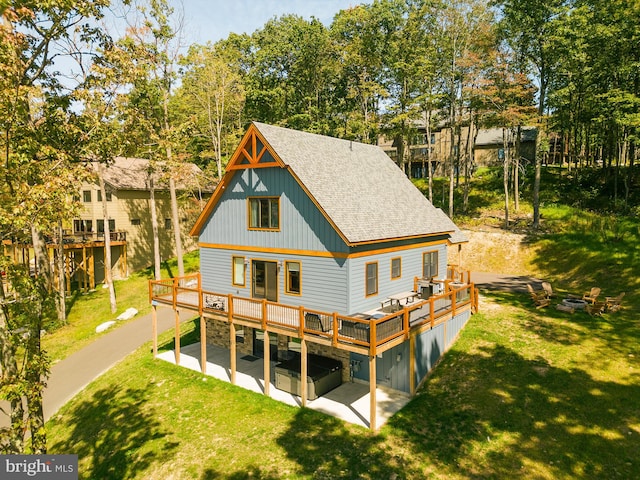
150,273,476,355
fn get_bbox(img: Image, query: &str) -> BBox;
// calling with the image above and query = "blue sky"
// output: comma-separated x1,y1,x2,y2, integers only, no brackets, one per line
179,0,370,45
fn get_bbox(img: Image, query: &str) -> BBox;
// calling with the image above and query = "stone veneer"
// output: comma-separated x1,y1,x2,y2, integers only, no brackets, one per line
205,318,352,383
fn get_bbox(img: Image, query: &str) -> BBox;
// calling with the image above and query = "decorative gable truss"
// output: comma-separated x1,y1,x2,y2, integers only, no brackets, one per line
226,125,284,171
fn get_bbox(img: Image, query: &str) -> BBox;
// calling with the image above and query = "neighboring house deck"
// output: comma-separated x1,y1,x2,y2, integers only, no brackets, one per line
73,157,210,285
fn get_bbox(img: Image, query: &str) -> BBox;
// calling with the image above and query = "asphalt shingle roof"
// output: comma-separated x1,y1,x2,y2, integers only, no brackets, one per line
89,157,207,192
254,122,466,245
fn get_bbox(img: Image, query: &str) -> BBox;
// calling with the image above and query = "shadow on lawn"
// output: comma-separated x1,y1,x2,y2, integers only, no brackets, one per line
386,343,640,478
275,408,424,479
49,385,178,479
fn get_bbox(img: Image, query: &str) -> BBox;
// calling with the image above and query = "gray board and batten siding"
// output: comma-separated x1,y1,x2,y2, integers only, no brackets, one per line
195,121,466,315
350,308,471,394
197,164,450,314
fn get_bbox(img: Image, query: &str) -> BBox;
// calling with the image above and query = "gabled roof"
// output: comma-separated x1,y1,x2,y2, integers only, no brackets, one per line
475,127,538,146
89,157,208,192
192,122,466,245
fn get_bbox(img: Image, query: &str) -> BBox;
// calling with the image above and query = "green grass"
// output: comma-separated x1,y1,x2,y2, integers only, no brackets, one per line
43,168,640,478
43,250,200,363
46,289,640,478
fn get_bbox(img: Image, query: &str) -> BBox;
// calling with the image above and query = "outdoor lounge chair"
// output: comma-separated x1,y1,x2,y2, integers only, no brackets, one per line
586,301,606,316
542,282,556,298
605,292,625,312
305,312,332,333
527,283,547,298
529,289,551,309
582,287,601,304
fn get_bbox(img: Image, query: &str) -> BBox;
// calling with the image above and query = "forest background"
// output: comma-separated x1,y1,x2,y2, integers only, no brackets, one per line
1,0,639,454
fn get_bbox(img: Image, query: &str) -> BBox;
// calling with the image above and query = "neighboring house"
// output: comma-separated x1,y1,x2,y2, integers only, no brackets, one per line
380,124,538,177
150,122,477,430
474,127,538,166
70,157,209,287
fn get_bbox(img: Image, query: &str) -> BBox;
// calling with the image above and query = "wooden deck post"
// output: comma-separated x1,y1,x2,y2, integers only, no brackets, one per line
409,334,416,395
82,246,87,292
152,303,158,358
229,322,236,384
300,338,308,407
200,316,207,374
122,244,128,278
89,247,95,290
263,330,270,396
369,355,377,431
174,308,181,365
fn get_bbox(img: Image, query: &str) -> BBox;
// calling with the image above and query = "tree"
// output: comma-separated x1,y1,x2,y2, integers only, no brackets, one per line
494,0,568,228
109,0,188,280
0,0,110,453
177,40,245,180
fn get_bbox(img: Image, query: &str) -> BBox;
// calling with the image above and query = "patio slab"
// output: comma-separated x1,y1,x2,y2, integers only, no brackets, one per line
157,342,410,430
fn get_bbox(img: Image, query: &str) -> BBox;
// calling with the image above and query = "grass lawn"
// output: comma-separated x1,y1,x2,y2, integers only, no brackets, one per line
46,287,640,479
44,169,640,478
42,251,200,363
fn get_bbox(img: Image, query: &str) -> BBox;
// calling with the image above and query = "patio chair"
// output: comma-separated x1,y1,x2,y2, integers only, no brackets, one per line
305,313,332,333
527,283,547,298
586,301,606,316
529,291,551,309
605,292,625,313
582,287,601,304
542,282,556,298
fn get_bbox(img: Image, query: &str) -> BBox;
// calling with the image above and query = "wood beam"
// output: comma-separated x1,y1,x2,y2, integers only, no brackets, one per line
369,355,377,431
263,330,270,396
152,304,158,358
174,308,181,365
230,323,237,384
301,339,308,406
200,316,207,374
409,334,416,395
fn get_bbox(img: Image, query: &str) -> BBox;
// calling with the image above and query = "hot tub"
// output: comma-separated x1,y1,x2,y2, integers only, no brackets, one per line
275,353,342,400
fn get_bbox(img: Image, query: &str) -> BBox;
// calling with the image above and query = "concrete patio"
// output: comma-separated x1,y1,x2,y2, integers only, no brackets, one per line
156,342,411,430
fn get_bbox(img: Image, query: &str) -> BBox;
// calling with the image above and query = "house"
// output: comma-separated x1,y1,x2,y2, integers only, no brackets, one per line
149,122,477,430
474,127,538,166
380,123,538,177
69,157,209,288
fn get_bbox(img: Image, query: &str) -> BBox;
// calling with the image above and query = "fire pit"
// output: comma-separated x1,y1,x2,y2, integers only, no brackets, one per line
562,298,588,310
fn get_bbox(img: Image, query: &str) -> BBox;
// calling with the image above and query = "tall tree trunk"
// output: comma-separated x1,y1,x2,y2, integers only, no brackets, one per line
514,126,521,213
503,128,510,229
57,221,66,324
149,175,161,280
98,166,116,313
0,283,25,453
426,109,433,202
24,303,46,454
169,176,184,279
29,226,48,453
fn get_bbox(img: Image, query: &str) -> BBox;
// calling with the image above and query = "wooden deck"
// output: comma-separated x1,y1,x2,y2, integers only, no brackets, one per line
149,273,477,357
149,272,477,431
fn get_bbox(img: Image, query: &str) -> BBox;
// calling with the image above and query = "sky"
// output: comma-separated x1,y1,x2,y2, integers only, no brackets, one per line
177,0,370,46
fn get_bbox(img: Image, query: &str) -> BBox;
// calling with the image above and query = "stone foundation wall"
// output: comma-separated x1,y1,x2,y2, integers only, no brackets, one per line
205,321,352,382
205,319,252,356
306,343,351,383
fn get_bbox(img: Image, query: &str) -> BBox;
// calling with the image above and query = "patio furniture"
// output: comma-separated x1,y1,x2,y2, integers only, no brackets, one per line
562,298,588,310
527,283,547,299
529,288,551,309
582,287,601,304
605,292,625,312
585,301,606,316
305,312,332,333
542,282,556,298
